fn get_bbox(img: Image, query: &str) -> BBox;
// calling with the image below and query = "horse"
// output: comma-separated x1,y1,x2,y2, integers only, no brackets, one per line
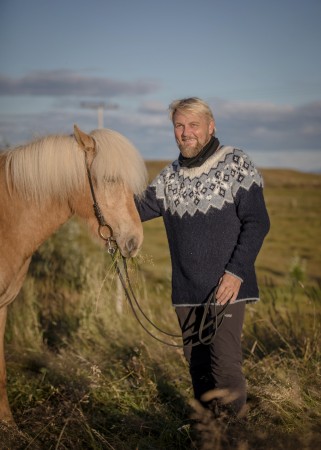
0,125,148,424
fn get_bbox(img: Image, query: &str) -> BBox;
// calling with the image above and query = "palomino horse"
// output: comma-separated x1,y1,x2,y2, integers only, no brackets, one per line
0,125,147,423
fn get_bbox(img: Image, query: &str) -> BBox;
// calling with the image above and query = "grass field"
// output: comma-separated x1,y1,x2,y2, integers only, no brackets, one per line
1,165,321,449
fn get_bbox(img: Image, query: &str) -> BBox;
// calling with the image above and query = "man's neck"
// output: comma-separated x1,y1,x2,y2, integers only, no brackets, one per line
178,136,220,169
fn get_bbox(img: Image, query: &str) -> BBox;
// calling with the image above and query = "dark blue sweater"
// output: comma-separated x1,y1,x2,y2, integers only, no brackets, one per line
136,146,270,306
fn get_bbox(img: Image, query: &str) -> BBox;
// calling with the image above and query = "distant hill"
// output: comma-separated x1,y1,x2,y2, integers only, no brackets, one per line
145,160,321,187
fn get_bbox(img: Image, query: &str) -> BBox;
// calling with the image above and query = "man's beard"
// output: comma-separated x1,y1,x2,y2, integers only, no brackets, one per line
178,139,203,158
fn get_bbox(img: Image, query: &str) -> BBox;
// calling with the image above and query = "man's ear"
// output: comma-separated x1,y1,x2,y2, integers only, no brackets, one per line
74,124,95,152
209,119,215,136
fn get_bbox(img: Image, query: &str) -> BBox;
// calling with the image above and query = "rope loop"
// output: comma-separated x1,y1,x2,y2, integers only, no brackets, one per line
111,255,229,348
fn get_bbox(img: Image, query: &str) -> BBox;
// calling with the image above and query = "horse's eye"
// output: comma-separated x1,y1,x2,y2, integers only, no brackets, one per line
103,176,117,184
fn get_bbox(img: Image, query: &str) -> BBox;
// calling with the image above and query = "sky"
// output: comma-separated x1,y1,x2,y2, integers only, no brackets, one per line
0,0,321,172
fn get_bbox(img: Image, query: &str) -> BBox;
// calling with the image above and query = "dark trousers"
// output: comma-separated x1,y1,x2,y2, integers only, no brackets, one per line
175,302,246,415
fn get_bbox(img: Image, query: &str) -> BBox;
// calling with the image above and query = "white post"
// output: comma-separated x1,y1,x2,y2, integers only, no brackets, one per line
97,105,104,128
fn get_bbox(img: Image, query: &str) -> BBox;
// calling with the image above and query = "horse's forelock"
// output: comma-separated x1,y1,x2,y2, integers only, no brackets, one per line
90,129,147,195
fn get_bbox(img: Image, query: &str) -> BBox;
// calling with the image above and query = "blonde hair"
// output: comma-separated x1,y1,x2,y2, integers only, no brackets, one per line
169,97,214,122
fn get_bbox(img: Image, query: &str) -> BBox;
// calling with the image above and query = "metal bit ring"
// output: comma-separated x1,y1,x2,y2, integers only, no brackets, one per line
98,223,113,241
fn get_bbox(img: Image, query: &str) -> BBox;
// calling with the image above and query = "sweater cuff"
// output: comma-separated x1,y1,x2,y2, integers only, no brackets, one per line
224,270,244,283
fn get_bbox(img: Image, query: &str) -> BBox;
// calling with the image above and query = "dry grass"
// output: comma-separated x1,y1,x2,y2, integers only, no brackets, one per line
1,166,321,449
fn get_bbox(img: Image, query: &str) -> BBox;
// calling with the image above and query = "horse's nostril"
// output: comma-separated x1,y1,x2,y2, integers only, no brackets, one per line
126,237,138,256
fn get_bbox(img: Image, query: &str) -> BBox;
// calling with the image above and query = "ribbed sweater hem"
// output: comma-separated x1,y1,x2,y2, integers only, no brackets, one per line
173,297,259,307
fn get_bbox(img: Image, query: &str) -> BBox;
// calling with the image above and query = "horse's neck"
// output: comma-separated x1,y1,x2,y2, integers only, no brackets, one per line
0,194,73,306
9,198,72,253
0,155,74,307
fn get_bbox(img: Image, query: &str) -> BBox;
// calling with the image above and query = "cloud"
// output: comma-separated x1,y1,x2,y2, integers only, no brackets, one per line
208,98,321,151
0,70,161,97
138,101,168,114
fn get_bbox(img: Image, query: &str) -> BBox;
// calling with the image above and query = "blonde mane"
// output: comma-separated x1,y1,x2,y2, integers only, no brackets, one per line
4,129,147,204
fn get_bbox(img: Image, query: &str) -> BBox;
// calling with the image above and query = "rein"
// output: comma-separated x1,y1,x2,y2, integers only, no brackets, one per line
84,152,229,348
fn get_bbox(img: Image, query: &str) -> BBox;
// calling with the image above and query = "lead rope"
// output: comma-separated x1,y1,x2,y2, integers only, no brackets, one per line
111,252,229,348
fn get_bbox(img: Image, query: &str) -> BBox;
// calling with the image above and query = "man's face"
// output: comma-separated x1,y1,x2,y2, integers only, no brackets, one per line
173,111,215,158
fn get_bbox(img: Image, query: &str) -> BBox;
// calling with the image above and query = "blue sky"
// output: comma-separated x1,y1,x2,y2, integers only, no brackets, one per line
1,0,321,171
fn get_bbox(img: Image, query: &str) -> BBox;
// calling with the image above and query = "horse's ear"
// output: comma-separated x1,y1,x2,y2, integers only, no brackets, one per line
74,124,95,152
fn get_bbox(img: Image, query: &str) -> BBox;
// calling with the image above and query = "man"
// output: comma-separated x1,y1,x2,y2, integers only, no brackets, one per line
135,97,270,416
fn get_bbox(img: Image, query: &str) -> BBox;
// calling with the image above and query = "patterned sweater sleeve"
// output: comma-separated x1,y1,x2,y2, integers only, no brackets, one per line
135,185,162,222
224,167,270,281
135,164,171,221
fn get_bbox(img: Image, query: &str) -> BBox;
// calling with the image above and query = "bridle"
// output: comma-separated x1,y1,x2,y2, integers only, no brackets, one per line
84,151,229,348
85,152,118,256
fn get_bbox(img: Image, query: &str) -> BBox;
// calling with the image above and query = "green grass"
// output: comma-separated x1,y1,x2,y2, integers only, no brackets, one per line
1,166,321,450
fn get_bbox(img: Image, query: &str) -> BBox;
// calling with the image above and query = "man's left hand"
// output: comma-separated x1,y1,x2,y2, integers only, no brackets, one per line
216,273,242,305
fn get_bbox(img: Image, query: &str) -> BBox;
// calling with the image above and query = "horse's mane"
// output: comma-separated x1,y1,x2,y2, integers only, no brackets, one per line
4,129,147,204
